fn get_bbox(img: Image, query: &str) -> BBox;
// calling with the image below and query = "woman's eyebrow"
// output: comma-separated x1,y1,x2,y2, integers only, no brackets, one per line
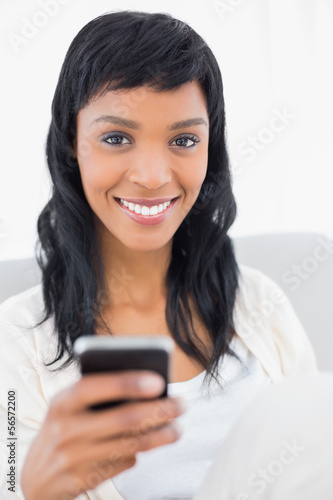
90,115,208,130
90,115,139,129
169,118,208,130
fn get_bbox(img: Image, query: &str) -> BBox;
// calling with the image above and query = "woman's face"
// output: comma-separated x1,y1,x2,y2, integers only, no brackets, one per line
76,80,209,253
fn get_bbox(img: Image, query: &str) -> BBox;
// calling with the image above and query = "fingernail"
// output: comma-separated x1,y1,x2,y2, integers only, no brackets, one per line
138,374,165,393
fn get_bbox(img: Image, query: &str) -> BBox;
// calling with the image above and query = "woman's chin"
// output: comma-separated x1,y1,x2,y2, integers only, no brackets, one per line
119,237,173,254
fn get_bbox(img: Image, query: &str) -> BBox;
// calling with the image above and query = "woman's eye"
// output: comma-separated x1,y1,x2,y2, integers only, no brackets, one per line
102,134,199,148
103,135,131,146
170,136,199,148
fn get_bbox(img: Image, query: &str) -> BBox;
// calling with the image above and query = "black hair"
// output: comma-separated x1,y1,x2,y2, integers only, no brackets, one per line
36,10,241,386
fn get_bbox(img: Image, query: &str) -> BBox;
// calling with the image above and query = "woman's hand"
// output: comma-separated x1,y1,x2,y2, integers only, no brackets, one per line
21,371,185,500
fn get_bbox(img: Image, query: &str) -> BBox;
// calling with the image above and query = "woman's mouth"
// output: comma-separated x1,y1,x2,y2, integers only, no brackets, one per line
115,197,179,226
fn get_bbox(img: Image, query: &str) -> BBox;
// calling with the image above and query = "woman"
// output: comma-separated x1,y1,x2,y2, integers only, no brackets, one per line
0,10,316,500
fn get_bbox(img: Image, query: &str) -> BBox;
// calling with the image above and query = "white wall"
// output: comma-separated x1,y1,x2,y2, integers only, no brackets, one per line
1,0,332,259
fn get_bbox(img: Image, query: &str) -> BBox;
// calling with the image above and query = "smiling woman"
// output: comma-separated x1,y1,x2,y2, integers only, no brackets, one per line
0,10,317,500
76,81,209,252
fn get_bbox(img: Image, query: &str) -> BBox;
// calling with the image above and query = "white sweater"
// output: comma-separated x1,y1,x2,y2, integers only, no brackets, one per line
112,335,272,500
0,266,317,500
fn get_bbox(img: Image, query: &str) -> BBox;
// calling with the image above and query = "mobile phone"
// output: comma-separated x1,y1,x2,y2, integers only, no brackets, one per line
73,335,174,410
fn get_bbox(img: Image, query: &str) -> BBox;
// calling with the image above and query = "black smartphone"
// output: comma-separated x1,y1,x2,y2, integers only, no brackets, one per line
73,335,174,410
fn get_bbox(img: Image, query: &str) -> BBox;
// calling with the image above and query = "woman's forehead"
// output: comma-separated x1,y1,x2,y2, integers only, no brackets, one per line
78,80,209,129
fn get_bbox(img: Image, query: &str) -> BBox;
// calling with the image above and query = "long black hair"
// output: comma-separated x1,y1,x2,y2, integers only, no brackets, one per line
37,10,241,384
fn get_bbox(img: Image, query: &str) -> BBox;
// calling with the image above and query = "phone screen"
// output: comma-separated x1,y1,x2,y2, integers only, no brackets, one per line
74,336,173,410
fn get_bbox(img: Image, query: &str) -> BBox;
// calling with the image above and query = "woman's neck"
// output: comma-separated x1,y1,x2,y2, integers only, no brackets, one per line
99,231,172,310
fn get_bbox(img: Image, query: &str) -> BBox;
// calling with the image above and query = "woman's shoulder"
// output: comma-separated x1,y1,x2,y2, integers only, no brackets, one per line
234,264,289,346
236,264,286,305
234,265,317,379
0,284,80,404
0,285,53,354
0,284,45,326
234,264,295,338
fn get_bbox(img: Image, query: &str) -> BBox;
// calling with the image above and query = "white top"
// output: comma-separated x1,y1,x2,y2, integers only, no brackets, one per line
0,265,317,500
112,336,271,500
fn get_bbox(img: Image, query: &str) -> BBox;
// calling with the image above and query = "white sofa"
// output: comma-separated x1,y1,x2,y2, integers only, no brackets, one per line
0,233,332,370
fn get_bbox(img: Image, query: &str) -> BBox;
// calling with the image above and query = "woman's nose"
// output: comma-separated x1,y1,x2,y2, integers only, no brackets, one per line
127,148,172,190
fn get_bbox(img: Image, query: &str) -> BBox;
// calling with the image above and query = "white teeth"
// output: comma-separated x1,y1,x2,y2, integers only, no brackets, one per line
141,206,150,216
149,205,158,215
119,199,173,216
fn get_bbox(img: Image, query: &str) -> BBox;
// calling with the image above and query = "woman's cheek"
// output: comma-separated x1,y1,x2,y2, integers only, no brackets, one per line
184,154,208,191
78,148,118,191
